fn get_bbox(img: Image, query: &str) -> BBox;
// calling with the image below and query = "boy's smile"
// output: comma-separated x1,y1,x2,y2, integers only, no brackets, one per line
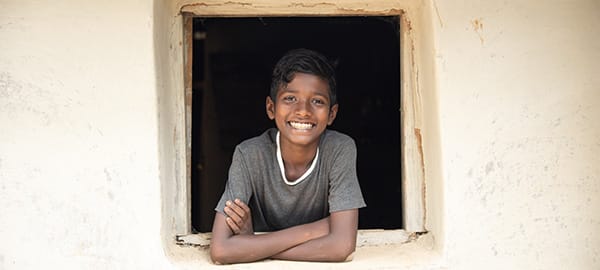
266,72,338,148
288,121,315,130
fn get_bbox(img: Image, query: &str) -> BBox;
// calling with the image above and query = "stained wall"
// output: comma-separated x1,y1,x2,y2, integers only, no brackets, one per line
434,1,600,268
1,0,598,269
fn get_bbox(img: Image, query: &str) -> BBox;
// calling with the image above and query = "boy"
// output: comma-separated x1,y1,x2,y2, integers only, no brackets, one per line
210,48,366,264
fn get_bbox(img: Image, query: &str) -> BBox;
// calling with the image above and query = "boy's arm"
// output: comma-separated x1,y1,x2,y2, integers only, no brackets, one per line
270,209,359,262
221,200,359,263
210,211,330,265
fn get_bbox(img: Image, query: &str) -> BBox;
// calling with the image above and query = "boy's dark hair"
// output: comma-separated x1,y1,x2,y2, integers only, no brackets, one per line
270,48,337,106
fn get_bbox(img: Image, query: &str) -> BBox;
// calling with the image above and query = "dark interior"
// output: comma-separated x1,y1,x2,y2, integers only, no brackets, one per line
191,16,402,232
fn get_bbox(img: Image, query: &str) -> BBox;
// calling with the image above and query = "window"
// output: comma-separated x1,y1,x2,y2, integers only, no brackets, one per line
189,16,402,233
158,1,431,253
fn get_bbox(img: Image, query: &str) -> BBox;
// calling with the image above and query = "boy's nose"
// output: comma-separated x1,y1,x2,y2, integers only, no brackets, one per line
295,99,311,116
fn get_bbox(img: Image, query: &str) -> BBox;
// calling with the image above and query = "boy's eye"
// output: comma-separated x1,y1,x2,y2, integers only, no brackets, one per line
282,96,296,102
312,98,326,105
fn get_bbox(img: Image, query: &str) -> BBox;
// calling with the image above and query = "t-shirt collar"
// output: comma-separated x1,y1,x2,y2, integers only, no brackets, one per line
275,131,319,186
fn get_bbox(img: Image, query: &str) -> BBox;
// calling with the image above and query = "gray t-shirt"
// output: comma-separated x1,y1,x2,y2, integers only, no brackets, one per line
215,128,366,232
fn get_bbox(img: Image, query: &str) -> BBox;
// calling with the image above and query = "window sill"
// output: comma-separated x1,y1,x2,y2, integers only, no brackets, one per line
177,229,418,247
170,230,442,269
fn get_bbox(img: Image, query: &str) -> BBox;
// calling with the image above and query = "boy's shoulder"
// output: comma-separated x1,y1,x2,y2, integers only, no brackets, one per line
236,128,277,153
321,129,355,148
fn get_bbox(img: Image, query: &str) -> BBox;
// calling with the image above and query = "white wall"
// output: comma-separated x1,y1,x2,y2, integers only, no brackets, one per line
1,0,598,269
0,0,171,269
434,0,600,268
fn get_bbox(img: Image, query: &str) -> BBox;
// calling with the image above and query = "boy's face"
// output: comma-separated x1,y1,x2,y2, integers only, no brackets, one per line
266,72,338,148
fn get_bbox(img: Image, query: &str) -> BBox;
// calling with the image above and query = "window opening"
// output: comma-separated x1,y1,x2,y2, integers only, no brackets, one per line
191,16,401,232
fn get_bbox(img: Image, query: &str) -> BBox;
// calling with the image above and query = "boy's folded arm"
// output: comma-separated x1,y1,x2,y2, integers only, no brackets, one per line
210,212,329,264
270,209,359,262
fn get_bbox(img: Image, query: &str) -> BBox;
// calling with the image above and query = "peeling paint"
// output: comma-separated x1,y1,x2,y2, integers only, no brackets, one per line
432,0,444,28
335,7,403,15
289,2,336,8
471,17,484,45
402,14,422,123
414,127,427,227
404,16,420,124
181,1,404,16
182,1,253,8
399,11,427,232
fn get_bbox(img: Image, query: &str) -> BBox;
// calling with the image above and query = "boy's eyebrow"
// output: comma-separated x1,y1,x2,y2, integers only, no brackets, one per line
281,87,330,98
280,90,330,102
280,87,298,93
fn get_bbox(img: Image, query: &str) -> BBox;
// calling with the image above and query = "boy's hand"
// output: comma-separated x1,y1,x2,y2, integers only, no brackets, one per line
224,199,253,235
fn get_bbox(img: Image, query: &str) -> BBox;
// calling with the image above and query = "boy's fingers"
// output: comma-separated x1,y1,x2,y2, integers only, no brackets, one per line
227,200,247,220
226,217,240,234
224,206,243,224
235,199,251,213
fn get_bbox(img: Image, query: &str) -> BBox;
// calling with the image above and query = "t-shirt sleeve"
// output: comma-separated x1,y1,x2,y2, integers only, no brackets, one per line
328,137,367,212
215,146,253,214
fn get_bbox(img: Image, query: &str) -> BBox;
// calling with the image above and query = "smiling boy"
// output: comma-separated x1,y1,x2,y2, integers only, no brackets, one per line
210,49,366,264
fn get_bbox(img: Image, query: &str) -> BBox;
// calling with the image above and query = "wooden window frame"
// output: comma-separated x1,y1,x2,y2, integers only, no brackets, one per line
162,0,429,251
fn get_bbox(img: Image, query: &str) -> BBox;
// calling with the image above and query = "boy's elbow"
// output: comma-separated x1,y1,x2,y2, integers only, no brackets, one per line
209,247,223,265
330,241,356,262
328,249,354,262
210,243,229,265
340,244,356,262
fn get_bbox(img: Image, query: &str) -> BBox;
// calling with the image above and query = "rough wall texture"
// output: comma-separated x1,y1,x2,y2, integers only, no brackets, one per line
433,0,600,269
0,0,598,269
0,0,170,269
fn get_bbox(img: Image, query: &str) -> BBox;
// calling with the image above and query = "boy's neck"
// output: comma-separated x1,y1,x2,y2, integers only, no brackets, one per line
280,140,318,169
276,132,321,182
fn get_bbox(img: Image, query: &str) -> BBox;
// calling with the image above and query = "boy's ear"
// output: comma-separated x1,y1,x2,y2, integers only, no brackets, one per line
327,104,339,125
266,96,275,120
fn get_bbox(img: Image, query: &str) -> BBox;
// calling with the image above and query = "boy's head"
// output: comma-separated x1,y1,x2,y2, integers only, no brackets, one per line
266,49,339,147
270,48,337,107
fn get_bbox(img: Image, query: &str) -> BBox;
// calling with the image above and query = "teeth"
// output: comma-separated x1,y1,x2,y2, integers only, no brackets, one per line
289,121,313,130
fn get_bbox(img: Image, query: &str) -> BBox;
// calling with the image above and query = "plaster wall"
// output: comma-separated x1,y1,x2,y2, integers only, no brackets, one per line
433,0,600,268
0,0,171,269
0,0,598,269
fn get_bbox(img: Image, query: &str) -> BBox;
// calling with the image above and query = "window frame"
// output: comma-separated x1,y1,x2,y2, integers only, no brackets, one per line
160,0,430,253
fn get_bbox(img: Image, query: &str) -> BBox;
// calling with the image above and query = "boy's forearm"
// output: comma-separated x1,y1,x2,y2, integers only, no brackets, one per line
212,232,306,264
270,231,356,262
210,214,329,264
270,209,359,262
